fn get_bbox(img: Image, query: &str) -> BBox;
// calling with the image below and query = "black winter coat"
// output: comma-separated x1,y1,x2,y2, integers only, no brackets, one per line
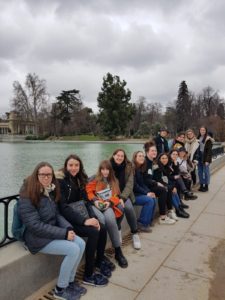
154,135,169,154
133,168,151,196
143,157,158,189
58,172,95,226
19,193,71,254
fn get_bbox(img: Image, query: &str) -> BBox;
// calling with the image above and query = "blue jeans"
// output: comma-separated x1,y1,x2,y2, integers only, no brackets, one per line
40,236,85,288
198,162,210,185
172,193,181,209
134,195,156,226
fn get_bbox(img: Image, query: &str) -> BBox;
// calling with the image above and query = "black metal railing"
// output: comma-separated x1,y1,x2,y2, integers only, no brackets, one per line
0,195,19,248
212,143,224,159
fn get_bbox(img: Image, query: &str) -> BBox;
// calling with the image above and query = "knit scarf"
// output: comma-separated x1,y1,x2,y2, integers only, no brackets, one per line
185,137,199,161
110,159,126,192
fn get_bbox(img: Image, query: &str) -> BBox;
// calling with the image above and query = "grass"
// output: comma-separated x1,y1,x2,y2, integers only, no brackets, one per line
58,135,103,141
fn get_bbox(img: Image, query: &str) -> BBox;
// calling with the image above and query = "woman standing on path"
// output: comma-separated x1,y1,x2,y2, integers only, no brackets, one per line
185,129,199,185
19,162,85,300
110,149,141,250
197,126,214,192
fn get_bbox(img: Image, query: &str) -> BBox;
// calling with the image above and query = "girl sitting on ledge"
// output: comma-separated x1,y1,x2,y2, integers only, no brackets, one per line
19,162,85,300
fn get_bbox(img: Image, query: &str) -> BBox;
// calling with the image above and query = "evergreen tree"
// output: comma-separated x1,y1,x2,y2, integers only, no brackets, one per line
56,89,82,125
175,81,192,132
97,73,135,137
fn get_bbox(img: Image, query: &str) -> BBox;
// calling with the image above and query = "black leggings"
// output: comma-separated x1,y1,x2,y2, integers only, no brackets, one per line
72,223,107,277
150,185,171,215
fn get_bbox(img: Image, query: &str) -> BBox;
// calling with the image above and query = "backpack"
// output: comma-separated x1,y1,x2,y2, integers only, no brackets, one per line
12,200,25,241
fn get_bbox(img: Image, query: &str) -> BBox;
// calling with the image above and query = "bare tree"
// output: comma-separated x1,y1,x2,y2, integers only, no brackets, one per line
11,73,48,134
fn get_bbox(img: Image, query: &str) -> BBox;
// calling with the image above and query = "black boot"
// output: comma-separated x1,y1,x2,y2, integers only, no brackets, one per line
184,191,198,200
115,247,128,268
180,200,189,209
176,206,190,218
204,184,209,191
198,184,205,192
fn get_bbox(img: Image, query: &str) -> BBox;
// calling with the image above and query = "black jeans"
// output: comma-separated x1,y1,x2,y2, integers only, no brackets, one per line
150,185,169,215
72,223,107,277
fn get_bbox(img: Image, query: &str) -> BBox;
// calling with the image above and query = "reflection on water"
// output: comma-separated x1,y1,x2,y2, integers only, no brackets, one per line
0,141,143,239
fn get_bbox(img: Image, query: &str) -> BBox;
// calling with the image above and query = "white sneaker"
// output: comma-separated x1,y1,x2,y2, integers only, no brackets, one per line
167,210,179,221
132,234,141,250
159,216,176,225
118,230,122,244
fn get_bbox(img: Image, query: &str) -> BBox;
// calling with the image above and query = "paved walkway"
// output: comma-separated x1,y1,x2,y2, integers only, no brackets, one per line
29,166,225,300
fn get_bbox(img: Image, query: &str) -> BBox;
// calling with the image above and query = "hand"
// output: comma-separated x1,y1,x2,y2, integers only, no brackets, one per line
84,218,100,228
94,200,101,208
104,201,110,210
157,182,164,187
147,192,156,198
67,230,76,241
119,198,125,208
172,187,177,194
205,162,209,166
174,175,180,179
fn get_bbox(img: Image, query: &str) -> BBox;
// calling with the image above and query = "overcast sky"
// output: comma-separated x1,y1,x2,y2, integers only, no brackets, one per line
0,0,225,113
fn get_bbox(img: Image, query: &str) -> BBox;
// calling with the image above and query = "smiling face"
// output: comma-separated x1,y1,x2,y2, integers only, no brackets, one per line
160,154,169,166
170,151,178,162
38,166,53,188
66,158,80,177
146,146,157,160
177,134,185,143
187,131,194,139
113,150,125,165
135,151,145,165
200,127,206,136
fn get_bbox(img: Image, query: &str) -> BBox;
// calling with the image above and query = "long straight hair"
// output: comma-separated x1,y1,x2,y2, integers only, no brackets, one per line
132,151,147,173
96,160,120,194
20,162,60,206
197,126,208,143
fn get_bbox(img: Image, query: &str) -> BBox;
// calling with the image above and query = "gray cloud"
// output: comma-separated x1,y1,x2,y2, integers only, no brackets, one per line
0,0,225,114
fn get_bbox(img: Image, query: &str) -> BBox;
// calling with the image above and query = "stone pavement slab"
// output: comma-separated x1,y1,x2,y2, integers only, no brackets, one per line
190,212,225,240
205,191,225,216
136,266,210,300
82,282,138,300
109,237,173,292
164,232,218,279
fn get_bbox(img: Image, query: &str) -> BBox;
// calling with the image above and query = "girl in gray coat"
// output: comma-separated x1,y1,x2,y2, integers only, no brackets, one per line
19,162,86,300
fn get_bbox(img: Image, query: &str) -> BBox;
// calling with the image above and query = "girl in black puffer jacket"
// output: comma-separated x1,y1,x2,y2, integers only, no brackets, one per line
153,153,189,219
19,162,85,300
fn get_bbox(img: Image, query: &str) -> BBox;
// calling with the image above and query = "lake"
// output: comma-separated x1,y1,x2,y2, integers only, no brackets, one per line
0,141,143,198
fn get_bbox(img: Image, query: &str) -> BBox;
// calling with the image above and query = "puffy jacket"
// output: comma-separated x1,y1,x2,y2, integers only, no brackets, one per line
19,193,71,254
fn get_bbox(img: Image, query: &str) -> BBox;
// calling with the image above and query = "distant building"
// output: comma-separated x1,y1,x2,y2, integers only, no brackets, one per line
0,111,36,135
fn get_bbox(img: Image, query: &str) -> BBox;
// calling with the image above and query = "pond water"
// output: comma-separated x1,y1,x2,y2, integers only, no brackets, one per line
0,141,143,197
